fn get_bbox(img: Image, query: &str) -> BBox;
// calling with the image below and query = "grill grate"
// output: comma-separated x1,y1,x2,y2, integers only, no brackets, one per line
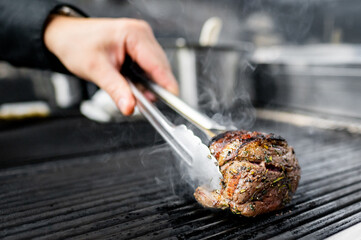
1,119,361,239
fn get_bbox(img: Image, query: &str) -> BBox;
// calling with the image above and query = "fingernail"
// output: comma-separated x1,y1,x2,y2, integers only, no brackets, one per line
168,73,179,95
172,75,179,95
117,97,128,115
169,84,179,96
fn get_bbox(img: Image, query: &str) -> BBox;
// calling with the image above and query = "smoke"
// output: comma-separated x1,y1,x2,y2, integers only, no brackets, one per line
137,143,194,197
194,48,257,130
131,44,258,196
140,140,217,199
143,19,258,195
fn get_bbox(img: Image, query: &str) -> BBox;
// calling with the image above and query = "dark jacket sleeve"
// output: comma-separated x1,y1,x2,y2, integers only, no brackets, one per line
0,0,86,73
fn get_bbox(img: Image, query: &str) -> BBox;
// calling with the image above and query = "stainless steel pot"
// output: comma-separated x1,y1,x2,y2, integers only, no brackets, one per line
163,42,256,128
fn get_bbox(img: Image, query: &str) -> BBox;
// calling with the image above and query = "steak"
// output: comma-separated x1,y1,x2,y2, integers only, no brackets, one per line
194,130,300,217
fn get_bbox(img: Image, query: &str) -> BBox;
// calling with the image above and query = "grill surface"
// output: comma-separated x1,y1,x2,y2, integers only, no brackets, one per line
1,117,361,239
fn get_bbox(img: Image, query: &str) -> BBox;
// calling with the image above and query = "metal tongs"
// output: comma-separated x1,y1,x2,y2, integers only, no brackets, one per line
141,81,231,138
122,58,233,190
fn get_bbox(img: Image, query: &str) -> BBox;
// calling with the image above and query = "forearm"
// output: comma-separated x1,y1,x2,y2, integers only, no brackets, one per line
0,0,84,73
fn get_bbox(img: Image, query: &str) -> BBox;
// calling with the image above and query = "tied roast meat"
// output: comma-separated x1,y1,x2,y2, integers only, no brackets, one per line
194,130,300,217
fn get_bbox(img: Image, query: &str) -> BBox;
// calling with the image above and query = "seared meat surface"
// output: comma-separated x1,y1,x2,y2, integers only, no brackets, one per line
194,130,300,217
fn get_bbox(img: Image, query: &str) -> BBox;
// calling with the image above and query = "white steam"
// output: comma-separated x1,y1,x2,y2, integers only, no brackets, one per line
171,124,222,190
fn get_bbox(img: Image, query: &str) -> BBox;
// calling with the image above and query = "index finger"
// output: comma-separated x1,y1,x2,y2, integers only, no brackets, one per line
123,23,179,95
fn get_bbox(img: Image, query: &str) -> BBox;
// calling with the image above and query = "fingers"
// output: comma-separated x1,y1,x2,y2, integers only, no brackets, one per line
143,90,157,102
48,17,178,117
123,20,179,96
135,83,157,102
90,58,136,116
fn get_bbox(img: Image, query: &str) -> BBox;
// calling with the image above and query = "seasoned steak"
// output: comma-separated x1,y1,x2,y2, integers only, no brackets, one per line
194,130,300,217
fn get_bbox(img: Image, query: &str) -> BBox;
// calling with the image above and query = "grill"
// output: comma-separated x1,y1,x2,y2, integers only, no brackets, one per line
1,116,361,239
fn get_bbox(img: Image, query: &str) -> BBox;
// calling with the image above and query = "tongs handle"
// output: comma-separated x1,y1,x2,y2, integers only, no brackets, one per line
145,81,228,138
128,81,174,136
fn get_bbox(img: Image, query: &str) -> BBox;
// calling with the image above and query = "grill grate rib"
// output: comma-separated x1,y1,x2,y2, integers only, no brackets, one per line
1,120,361,239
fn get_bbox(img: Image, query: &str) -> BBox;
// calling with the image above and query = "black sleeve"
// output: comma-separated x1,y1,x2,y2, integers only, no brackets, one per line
0,0,86,73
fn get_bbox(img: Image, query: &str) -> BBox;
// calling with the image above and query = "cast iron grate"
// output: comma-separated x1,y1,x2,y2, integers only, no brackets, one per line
1,119,361,239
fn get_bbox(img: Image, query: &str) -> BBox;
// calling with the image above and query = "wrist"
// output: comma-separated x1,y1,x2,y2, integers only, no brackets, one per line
44,6,85,57
44,15,67,55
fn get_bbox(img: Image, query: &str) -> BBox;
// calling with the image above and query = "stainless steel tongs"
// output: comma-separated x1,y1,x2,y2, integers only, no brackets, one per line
128,81,222,190
122,57,234,189
121,58,235,140
140,81,236,139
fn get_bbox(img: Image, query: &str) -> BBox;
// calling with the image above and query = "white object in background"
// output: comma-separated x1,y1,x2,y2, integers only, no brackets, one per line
176,17,223,109
80,89,140,123
199,17,223,46
0,101,50,119
91,90,119,116
80,101,113,123
177,47,198,109
51,73,78,108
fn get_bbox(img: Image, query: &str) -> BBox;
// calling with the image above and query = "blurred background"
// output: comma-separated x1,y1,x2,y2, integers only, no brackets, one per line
2,0,361,120
2,0,361,161
64,0,361,44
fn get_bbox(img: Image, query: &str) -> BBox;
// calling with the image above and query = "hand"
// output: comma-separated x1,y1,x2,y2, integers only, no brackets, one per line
44,16,178,115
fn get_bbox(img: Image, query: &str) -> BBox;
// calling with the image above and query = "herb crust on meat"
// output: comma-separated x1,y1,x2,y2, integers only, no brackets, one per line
194,130,301,217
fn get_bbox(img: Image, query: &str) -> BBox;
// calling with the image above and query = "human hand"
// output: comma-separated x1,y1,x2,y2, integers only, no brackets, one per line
44,16,178,115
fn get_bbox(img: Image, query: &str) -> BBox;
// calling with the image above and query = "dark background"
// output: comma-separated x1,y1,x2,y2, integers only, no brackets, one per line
62,0,361,45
